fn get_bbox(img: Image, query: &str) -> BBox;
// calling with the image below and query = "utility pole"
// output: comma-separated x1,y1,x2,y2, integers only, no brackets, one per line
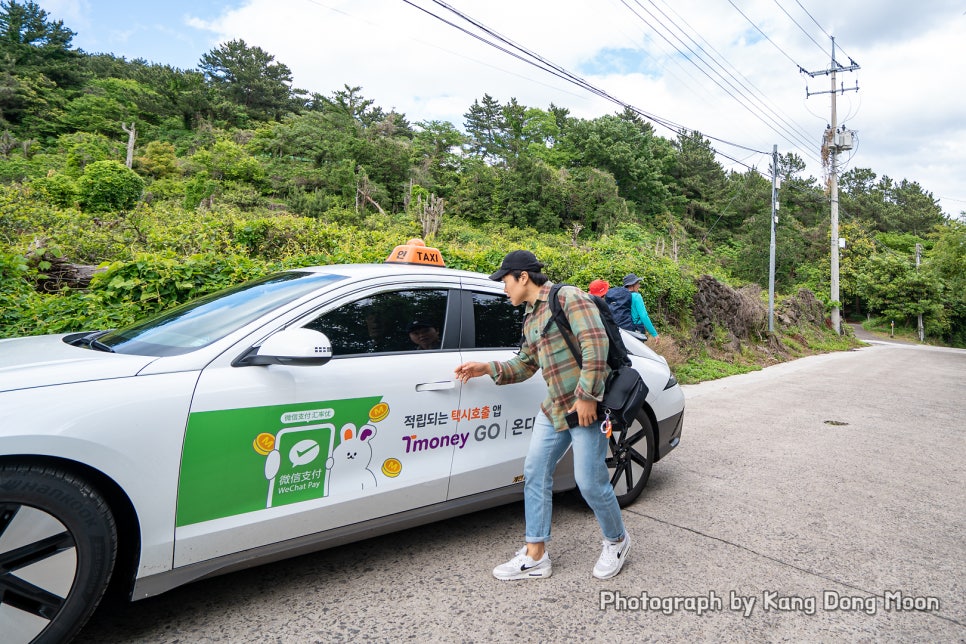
803,37,859,335
768,144,778,333
915,243,924,342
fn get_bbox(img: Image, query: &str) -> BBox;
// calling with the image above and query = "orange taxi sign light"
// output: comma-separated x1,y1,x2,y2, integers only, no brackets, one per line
385,238,445,267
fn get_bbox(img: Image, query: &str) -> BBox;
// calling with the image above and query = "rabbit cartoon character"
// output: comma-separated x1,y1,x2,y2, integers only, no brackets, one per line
326,423,378,495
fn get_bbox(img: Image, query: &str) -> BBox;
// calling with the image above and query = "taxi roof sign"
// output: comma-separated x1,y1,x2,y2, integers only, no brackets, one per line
385,238,445,267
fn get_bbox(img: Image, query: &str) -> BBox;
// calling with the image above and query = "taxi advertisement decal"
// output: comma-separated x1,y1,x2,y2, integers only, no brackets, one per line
176,396,382,526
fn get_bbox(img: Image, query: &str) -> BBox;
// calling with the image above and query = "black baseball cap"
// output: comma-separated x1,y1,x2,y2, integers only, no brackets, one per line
407,320,434,332
489,250,545,281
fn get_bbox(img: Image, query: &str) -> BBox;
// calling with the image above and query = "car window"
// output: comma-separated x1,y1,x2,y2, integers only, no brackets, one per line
305,289,449,355
471,291,525,349
96,272,344,356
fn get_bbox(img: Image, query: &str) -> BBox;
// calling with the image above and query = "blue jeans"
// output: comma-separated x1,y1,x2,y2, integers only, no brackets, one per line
524,411,625,543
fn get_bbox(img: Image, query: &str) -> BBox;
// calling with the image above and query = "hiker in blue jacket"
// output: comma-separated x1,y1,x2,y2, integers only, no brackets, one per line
605,274,658,338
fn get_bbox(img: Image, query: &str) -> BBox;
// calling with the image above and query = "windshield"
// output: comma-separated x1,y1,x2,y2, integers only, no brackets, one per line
95,271,344,356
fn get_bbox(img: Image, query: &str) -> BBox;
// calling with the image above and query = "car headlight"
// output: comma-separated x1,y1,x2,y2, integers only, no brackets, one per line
664,374,678,390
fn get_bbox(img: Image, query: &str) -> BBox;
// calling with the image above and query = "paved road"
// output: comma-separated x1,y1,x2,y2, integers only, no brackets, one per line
77,341,966,642
848,322,918,345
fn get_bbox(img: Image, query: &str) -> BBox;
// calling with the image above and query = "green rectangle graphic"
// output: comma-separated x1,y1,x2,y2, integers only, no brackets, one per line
177,396,382,526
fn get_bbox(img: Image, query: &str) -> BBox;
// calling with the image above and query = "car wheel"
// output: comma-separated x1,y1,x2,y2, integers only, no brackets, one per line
0,465,117,644
606,408,655,508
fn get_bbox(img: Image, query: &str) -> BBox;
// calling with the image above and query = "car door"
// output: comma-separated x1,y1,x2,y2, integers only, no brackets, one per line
174,285,465,566
447,284,547,499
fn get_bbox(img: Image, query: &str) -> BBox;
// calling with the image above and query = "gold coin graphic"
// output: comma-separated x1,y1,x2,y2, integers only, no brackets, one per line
369,402,390,422
381,458,402,478
253,432,275,455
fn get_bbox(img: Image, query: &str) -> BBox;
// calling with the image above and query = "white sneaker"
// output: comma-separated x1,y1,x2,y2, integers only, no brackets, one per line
593,532,631,579
492,546,552,580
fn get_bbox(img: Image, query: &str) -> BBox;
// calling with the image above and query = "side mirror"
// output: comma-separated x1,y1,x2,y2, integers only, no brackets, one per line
234,328,333,366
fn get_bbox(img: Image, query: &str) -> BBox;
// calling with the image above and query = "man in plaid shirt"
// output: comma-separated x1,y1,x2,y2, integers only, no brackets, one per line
455,250,630,581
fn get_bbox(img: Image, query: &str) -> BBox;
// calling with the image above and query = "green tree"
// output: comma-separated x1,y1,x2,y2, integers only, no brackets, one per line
561,110,675,218
731,203,810,292
773,152,824,229
840,167,891,226
668,130,728,238
356,113,413,210
80,55,209,131
199,39,296,124
451,157,499,222
249,89,414,213
0,0,80,135
560,166,627,234
854,250,943,329
0,0,80,87
0,51,65,133
836,220,879,318
709,169,771,247
249,111,359,208
60,131,120,176
135,140,178,178
318,84,382,125
76,159,143,212
411,119,465,197
30,170,75,206
59,78,164,137
889,179,945,236
463,93,504,163
189,139,263,183
495,153,564,229
842,173,942,235
463,97,573,169
924,220,966,345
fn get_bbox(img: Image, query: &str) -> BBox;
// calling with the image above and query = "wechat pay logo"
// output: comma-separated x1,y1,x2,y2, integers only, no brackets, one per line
289,439,321,466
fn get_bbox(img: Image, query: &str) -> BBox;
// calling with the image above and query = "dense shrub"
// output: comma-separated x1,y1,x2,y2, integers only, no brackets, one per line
0,252,35,332
30,172,77,208
92,252,270,312
76,160,145,212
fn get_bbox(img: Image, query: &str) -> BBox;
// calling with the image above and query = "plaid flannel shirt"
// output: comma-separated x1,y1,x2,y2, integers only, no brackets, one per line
488,282,610,431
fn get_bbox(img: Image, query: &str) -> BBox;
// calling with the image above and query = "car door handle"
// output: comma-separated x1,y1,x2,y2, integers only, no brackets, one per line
415,380,457,391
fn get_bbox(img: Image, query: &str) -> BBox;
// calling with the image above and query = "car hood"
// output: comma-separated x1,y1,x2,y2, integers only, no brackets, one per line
622,332,669,367
0,334,158,393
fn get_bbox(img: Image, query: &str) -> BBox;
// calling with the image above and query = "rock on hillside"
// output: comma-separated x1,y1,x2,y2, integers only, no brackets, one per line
689,275,840,363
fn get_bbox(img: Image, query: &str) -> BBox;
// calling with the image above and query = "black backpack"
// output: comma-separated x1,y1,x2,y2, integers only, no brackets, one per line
543,284,631,371
541,284,648,429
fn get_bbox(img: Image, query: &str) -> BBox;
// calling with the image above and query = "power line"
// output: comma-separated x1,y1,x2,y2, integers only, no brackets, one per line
602,0,728,115
793,0,830,39
309,0,603,110
405,0,772,172
791,0,856,64
399,1,592,95
773,0,830,58
627,0,821,160
654,0,817,146
727,0,804,71
304,0,589,101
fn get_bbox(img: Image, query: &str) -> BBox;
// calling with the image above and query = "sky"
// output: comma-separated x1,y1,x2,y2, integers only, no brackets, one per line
36,0,966,219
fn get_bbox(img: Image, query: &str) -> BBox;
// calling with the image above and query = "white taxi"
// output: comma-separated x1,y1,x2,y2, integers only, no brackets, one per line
0,241,684,643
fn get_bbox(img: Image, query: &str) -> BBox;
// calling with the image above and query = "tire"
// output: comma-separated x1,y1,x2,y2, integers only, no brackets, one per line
606,407,655,508
0,465,117,644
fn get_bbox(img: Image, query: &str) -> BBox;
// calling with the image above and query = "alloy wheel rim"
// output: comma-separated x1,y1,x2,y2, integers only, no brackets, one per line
0,503,78,642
